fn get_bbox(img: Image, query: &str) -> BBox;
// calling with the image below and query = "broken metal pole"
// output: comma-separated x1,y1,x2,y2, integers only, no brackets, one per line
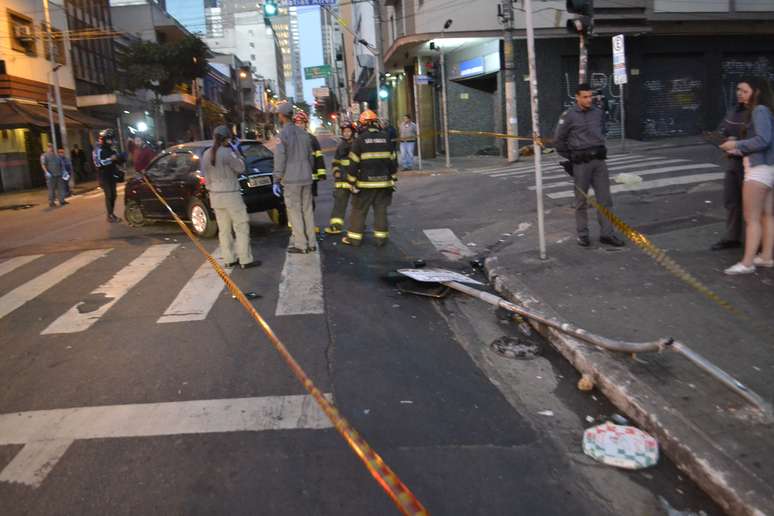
443,281,772,417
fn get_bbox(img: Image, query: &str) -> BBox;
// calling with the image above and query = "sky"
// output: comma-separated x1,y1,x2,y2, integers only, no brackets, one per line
165,0,206,35
297,6,325,104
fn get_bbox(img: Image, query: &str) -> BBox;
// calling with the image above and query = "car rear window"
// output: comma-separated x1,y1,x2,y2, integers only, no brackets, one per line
239,142,273,174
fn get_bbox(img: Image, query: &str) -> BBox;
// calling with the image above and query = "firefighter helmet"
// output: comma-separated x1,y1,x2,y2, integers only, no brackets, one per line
358,109,379,125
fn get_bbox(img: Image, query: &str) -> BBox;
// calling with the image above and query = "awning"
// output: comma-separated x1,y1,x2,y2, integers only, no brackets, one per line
353,87,376,103
0,101,108,129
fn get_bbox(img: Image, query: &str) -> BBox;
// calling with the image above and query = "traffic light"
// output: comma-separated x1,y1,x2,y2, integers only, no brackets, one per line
264,0,278,18
566,0,593,35
378,74,389,100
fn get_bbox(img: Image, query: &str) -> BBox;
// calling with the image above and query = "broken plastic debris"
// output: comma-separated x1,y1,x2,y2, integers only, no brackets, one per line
585,415,595,424
538,410,554,417
610,413,630,426
400,400,413,404
413,259,426,268
467,242,477,247
577,374,594,392
582,422,658,469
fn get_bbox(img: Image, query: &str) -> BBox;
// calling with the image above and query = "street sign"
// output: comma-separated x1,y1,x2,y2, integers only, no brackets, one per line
304,65,332,80
612,34,627,85
286,0,337,6
312,87,330,98
414,74,430,85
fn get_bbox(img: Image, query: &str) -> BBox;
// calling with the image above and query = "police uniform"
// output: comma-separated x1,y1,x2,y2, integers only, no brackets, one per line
325,135,353,233
344,126,397,246
553,104,617,242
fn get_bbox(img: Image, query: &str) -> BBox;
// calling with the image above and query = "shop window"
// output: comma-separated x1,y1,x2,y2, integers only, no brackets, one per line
8,10,37,57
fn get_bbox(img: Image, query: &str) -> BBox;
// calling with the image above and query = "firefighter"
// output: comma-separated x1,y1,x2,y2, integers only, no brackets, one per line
342,110,397,247
323,121,356,235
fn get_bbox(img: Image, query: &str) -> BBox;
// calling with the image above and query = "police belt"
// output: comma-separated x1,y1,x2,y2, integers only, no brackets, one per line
569,146,607,164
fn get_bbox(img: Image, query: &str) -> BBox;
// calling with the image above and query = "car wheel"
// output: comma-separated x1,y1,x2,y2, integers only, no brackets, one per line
189,198,218,238
125,200,146,227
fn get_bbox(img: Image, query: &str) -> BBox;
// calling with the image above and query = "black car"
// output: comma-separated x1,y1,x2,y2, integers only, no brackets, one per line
124,139,286,238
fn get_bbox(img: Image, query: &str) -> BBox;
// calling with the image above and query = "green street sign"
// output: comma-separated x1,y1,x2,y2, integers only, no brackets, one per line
304,65,332,80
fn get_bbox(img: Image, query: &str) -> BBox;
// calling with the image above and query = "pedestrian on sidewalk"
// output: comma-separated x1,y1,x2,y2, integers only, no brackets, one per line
720,78,774,275
95,129,122,223
324,121,356,235
272,102,317,254
710,82,752,251
342,110,397,248
399,114,417,170
57,147,73,198
40,143,67,208
202,126,260,269
554,83,625,248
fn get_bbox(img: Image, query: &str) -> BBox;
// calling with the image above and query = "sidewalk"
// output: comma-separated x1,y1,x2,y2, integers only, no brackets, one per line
484,216,774,514
0,179,102,210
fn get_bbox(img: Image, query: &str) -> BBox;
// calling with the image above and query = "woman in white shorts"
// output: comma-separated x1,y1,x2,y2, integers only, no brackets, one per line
720,79,774,275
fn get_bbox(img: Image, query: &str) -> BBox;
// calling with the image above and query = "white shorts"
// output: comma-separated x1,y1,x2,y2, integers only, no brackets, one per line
743,159,774,188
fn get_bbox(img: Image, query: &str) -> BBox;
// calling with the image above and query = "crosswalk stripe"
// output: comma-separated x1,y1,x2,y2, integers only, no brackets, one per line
547,172,724,199
275,250,324,316
41,244,179,334
536,158,691,182
424,228,475,261
0,255,43,279
531,163,719,191
0,250,111,321
489,156,670,178
157,247,232,324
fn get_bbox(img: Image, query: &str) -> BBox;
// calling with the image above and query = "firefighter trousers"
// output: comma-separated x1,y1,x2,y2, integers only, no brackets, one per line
347,188,392,244
329,187,351,227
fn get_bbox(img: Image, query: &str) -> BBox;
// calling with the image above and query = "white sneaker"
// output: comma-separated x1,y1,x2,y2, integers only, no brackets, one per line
753,255,774,267
724,262,756,275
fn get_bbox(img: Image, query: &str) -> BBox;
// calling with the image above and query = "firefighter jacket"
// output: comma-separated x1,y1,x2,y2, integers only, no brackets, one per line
348,127,398,189
310,133,327,181
331,138,353,190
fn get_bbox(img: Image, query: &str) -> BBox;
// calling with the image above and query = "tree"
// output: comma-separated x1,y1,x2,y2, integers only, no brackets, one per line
295,100,311,115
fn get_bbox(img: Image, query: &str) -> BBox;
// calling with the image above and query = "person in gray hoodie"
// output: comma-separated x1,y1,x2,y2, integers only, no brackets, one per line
202,126,260,269
272,102,316,253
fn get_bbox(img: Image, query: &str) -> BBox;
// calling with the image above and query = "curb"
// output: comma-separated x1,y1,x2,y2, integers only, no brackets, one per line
484,255,773,516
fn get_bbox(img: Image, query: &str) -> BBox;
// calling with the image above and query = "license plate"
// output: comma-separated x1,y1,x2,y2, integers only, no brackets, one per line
247,176,271,188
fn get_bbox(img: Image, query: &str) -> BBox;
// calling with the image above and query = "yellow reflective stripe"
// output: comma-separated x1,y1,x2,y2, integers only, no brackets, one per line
330,217,344,225
340,159,350,166
347,174,358,182
332,159,340,165
349,152,360,163
390,152,396,160
335,181,351,189
347,231,363,240
317,169,326,174
356,180,394,188
361,152,392,160
313,150,323,157
373,231,389,239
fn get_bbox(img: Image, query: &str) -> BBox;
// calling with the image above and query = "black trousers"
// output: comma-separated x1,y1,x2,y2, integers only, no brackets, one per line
723,158,744,242
100,169,117,217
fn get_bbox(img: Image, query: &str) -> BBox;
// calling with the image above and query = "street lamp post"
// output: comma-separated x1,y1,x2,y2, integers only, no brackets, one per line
42,0,69,177
239,70,247,138
440,19,452,169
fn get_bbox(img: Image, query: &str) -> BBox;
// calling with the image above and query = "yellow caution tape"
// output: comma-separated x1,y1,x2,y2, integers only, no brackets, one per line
140,175,429,516
577,186,743,319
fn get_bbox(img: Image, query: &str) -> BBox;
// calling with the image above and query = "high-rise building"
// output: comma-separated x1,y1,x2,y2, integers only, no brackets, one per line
202,0,281,94
267,6,302,103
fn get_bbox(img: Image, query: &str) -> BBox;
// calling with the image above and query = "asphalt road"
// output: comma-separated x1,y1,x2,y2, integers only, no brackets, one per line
0,144,723,515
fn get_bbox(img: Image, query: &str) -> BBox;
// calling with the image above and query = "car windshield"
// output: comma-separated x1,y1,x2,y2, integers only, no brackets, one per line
239,142,273,174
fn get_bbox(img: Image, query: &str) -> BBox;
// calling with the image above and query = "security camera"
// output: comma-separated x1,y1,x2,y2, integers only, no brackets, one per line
443,19,453,29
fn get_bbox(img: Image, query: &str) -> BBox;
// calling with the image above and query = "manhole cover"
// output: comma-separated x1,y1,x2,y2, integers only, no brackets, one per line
490,336,540,359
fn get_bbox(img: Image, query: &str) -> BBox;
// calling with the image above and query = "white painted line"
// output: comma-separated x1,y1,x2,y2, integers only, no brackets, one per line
157,247,231,324
275,250,324,316
489,156,669,178
0,255,43,279
528,163,719,191
0,250,111,321
0,439,73,487
0,395,332,487
423,228,475,261
42,244,178,334
547,173,724,199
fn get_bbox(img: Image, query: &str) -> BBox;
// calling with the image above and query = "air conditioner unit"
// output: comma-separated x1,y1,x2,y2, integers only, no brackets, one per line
14,25,34,42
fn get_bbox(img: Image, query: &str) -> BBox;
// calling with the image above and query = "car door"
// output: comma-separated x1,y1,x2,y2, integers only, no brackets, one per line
159,151,197,215
140,153,174,216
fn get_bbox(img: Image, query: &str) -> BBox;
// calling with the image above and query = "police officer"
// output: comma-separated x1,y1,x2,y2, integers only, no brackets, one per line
324,121,355,235
95,129,122,223
342,110,397,247
554,83,625,247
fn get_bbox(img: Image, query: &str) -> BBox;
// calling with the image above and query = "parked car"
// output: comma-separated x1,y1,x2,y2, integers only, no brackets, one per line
124,139,286,238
